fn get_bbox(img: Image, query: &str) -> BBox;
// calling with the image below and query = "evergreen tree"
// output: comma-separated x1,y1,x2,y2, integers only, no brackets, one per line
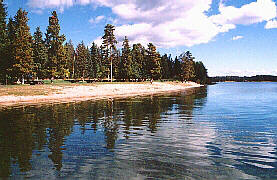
12,8,34,83
45,11,67,78
135,43,147,80
102,24,117,82
146,43,161,80
99,45,108,79
160,54,171,79
119,36,132,81
173,56,181,79
180,51,195,82
90,42,104,79
64,40,75,78
112,49,120,79
131,43,144,80
33,27,48,79
5,17,15,82
0,0,7,83
194,61,208,84
75,41,89,79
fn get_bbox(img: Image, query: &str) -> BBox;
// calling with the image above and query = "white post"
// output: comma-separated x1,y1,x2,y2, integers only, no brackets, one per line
22,75,25,85
110,46,113,82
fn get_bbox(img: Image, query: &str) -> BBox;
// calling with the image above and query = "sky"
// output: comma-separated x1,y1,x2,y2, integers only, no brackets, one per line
5,0,277,77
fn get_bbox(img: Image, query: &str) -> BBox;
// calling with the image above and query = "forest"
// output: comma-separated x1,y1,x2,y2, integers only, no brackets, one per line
0,1,208,85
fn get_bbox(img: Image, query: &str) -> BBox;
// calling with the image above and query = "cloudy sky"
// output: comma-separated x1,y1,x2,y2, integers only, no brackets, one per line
5,0,277,76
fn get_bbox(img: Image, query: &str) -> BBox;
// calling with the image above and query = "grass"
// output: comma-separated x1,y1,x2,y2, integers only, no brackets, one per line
0,85,57,96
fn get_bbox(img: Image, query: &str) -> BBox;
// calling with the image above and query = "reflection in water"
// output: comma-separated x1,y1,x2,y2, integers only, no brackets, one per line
1,83,277,179
0,87,206,178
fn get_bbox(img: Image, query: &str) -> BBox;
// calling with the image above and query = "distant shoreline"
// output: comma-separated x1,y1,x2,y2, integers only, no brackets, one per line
0,82,201,107
209,75,277,82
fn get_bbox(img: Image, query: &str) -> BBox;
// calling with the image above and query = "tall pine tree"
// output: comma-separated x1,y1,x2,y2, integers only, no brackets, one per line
45,11,67,79
33,27,48,79
5,18,15,83
90,42,104,79
119,36,132,81
12,8,34,83
75,41,89,79
194,61,208,84
146,43,161,80
102,24,117,82
64,40,75,78
0,0,7,83
180,51,195,82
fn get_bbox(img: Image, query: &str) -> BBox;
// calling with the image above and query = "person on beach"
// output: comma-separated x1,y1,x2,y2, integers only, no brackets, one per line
150,78,153,84
51,77,54,83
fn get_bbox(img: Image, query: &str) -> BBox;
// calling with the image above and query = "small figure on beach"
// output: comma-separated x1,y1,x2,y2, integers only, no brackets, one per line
150,78,153,84
51,77,54,84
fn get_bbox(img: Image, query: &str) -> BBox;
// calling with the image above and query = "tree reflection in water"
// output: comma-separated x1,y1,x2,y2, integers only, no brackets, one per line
0,87,207,177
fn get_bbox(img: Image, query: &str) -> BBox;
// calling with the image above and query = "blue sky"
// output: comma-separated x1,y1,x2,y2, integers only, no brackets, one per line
5,0,277,76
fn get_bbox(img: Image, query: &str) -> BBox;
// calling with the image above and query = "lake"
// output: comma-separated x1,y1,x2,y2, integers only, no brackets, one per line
1,82,277,179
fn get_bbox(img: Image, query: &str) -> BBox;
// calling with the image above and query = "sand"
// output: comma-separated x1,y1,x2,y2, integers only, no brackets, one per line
0,82,202,106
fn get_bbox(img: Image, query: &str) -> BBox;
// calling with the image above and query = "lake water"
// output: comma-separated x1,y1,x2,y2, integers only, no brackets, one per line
1,82,277,179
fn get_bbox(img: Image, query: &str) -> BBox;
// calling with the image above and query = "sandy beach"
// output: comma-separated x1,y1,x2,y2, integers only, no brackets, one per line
0,82,201,106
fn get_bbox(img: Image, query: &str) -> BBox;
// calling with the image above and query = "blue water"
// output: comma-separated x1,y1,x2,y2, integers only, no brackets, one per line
0,82,277,179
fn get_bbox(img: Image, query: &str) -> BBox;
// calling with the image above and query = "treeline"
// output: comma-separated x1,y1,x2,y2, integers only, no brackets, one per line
210,75,277,82
0,2,208,84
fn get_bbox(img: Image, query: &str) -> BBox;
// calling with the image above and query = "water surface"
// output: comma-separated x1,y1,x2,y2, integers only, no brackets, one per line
1,82,277,179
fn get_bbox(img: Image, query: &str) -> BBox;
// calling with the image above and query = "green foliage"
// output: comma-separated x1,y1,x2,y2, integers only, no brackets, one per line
0,0,7,83
64,40,75,78
45,11,67,78
119,36,132,80
75,41,89,78
90,42,104,79
11,8,34,81
33,27,48,79
146,43,161,80
160,54,173,79
101,24,117,81
179,51,195,82
131,43,145,80
194,61,208,84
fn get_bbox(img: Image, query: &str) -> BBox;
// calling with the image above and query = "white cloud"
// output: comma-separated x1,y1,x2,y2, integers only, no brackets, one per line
210,0,277,25
89,15,105,24
27,0,74,12
28,0,277,48
265,19,277,29
232,36,243,40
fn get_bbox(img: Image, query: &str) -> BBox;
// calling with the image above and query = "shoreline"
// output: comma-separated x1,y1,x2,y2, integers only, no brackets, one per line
0,82,202,107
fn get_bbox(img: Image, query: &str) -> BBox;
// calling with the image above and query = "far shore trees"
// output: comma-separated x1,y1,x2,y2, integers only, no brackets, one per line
0,3,209,85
